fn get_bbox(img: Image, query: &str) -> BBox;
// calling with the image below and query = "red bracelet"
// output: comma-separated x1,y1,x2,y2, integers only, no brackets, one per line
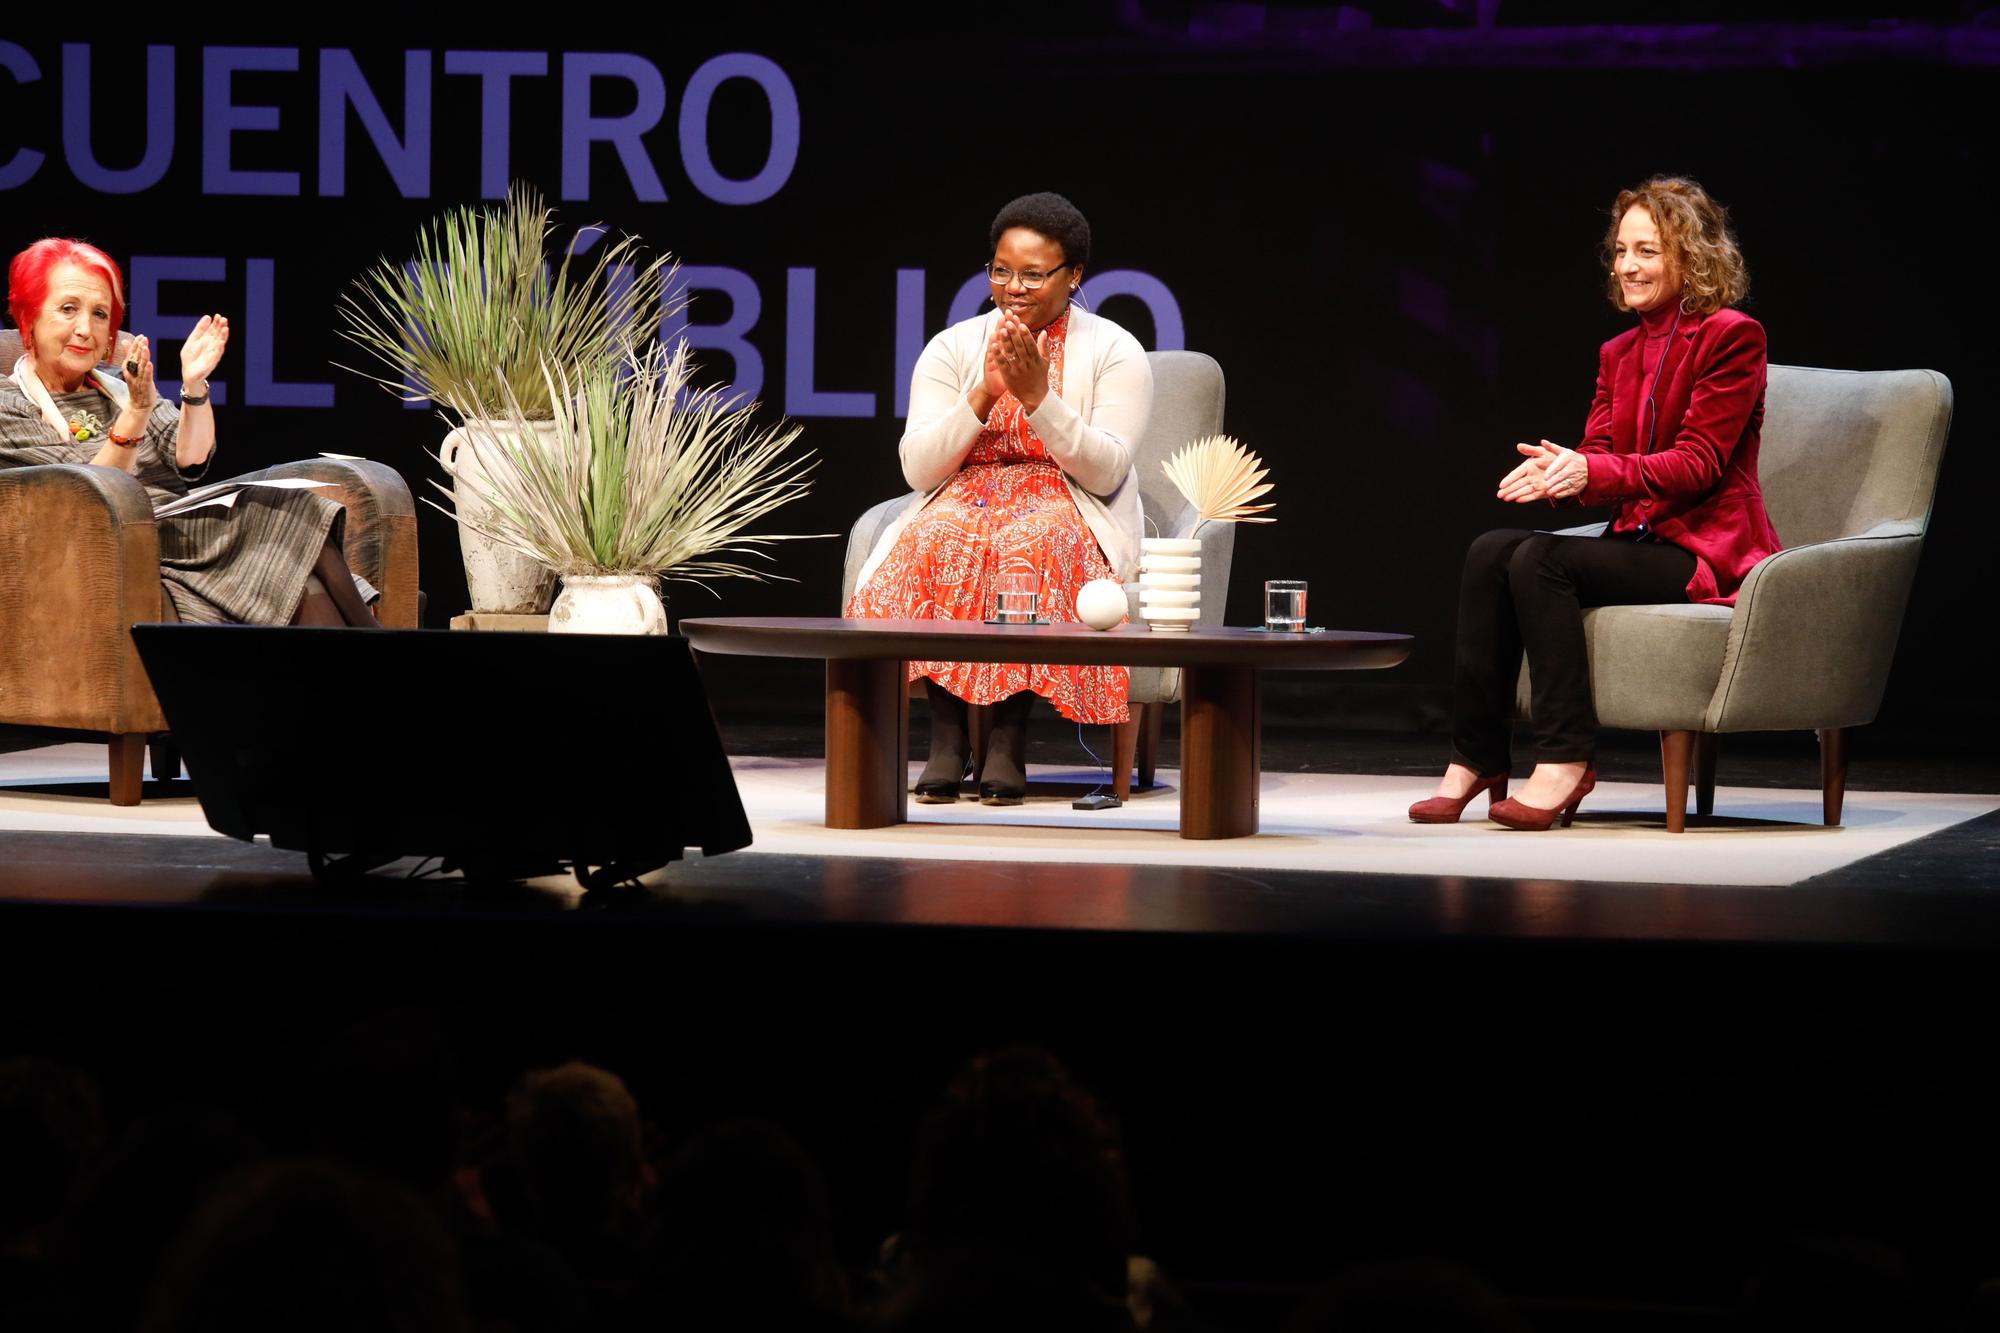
107,428,142,447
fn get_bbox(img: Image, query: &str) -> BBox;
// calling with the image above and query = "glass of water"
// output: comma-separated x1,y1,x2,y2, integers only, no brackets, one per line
992,571,1041,624
1264,579,1308,632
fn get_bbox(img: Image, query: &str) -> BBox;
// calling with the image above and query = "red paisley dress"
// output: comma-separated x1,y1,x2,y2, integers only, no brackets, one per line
845,313,1129,724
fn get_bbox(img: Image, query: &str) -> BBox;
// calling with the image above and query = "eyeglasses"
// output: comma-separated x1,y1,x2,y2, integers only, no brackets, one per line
986,261,1074,290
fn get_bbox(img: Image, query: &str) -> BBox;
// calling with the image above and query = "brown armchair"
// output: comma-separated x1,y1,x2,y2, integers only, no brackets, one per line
0,349,419,802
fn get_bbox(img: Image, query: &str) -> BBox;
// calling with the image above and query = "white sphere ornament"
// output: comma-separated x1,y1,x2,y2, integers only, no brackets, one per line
1076,578,1128,631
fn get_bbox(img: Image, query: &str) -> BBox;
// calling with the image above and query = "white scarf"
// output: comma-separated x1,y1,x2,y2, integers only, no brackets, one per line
9,354,132,441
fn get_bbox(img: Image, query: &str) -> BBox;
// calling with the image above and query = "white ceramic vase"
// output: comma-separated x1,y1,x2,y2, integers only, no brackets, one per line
439,421,561,615
1138,538,1202,632
548,574,669,635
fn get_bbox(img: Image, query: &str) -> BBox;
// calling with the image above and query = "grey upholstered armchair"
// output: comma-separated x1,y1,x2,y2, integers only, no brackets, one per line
841,349,1230,798
1518,364,1953,830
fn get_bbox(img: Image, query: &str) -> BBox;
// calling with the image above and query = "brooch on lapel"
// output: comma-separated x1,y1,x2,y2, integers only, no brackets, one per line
67,410,107,442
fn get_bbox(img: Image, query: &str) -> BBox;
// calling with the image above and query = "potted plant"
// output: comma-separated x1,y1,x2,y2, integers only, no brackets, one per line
438,337,825,634
338,183,670,617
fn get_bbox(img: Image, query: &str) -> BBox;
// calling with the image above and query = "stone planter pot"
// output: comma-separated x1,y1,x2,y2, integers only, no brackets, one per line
439,421,561,615
549,574,669,635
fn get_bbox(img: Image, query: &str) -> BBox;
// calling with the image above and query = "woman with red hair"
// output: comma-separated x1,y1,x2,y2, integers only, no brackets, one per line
0,237,378,626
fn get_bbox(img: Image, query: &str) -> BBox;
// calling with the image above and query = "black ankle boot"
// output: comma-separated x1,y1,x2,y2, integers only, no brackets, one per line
915,680,970,802
979,691,1032,805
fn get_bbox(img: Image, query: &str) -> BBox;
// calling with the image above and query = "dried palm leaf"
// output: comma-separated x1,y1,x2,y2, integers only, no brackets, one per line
1161,433,1276,536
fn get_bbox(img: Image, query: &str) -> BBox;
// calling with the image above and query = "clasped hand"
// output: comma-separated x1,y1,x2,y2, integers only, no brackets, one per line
1497,439,1588,504
985,315,1051,410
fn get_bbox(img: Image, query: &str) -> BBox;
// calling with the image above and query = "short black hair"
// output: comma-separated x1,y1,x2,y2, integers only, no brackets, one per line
989,192,1091,273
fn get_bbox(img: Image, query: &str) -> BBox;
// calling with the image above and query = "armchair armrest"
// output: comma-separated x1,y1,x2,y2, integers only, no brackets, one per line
1706,522,1926,732
0,463,167,733
842,494,915,609
260,458,421,628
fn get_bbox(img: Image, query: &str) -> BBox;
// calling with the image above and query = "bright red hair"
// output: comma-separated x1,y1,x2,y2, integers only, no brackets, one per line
8,238,126,340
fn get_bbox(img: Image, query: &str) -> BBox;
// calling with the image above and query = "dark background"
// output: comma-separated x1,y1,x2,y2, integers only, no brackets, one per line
3,7,1990,740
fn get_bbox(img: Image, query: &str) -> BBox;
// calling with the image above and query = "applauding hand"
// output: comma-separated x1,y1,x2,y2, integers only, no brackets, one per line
991,314,1052,410
983,332,1010,404
119,334,159,417
1497,439,1587,504
179,314,229,395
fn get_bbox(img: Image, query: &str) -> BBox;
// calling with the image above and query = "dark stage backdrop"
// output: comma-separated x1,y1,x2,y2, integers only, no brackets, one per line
3,11,1991,735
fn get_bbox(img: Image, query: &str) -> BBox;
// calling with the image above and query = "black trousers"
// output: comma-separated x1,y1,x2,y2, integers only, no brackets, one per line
1451,528,1695,771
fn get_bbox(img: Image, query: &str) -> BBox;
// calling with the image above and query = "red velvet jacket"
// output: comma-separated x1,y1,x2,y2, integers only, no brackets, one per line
1574,305,1782,605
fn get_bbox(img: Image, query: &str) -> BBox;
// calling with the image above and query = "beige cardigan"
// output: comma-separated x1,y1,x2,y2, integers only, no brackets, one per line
853,304,1154,591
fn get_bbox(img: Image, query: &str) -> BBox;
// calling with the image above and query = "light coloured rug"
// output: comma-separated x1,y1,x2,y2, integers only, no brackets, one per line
1,744,1993,887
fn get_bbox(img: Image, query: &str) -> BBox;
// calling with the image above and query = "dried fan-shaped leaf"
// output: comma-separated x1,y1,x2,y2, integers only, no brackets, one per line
1162,434,1277,535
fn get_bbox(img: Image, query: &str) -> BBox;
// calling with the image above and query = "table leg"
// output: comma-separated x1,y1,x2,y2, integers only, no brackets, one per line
1179,665,1260,839
826,659,908,829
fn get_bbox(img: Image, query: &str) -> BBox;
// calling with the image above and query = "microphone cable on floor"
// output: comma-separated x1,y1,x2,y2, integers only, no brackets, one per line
1072,720,1122,810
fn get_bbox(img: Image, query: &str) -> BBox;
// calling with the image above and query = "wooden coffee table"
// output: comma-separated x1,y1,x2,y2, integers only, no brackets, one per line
680,618,1412,840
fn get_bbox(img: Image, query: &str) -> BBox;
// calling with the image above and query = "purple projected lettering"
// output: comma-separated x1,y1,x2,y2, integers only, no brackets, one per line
8,44,794,206
893,270,927,419
318,49,432,198
943,269,1186,361
0,43,45,188
63,45,176,194
394,258,440,410
944,272,992,329
662,266,764,404
246,259,335,407
443,50,548,200
784,269,874,418
128,256,229,406
561,52,668,203
661,264,1195,420
0,43,1189,419
603,255,638,341
1078,272,1184,351
677,53,799,206
202,47,301,196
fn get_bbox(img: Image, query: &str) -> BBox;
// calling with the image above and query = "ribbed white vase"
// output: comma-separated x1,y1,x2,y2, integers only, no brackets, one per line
439,421,561,615
548,574,669,635
1138,538,1202,632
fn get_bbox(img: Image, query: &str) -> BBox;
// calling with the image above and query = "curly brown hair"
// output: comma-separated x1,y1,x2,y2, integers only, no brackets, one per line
1602,176,1749,316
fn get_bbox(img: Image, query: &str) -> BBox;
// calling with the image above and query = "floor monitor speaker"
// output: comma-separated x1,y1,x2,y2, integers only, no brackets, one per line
131,625,751,887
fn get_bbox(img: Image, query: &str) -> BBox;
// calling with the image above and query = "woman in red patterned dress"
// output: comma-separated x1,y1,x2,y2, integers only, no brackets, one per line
847,193,1154,804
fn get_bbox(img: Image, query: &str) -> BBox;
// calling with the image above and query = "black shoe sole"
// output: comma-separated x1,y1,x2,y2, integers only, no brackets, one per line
979,784,1026,806
913,785,963,804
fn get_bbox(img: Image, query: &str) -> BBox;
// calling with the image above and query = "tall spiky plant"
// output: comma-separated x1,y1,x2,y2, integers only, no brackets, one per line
438,340,827,586
337,183,674,420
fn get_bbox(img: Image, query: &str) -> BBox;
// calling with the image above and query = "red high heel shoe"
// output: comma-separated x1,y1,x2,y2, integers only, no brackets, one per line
1408,772,1509,824
1488,766,1597,831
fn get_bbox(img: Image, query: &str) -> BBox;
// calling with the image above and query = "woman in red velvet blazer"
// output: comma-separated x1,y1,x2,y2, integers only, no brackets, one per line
1411,176,1781,830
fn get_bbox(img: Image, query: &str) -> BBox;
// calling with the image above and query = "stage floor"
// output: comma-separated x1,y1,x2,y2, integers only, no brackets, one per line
6,721,2000,1316
3,726,1996,948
